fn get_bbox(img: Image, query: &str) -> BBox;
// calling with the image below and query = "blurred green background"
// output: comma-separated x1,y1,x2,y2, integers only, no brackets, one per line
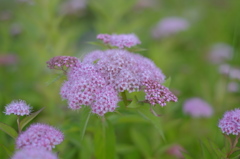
1,0,240,158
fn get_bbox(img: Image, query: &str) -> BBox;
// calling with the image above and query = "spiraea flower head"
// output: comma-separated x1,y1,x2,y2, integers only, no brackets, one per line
183,98,213,118
4,100,31,116
11,148,58,159
218,109,240,135
50,33,178,115
97,33,141,49
46,56,79,72
84,49,175,106
16,123,64,150
152,17,189,38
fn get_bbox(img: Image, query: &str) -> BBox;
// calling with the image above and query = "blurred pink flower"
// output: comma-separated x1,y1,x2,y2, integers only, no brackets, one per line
208,43,233,64
229,68,240,80
0,11,12,21
151,17,189,38
219,64,240,80
227,82,239,92
134,0,157,9
10,24,22,36
219,109,240,135
16,123,64,150
4,100,31,116
166,144,185,159
183,98,213,118
60,0,86,16
12,148,58,159
97,33,141,49
219,64,231,75
0,54,18,66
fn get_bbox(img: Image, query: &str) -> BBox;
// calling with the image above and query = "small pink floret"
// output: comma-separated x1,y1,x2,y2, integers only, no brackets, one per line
4,100,31,116
16,123,64,150
11,148,58,159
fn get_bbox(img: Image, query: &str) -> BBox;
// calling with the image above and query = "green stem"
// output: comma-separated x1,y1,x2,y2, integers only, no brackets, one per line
227,135,240,157
80,111,91,140
17,116,21,133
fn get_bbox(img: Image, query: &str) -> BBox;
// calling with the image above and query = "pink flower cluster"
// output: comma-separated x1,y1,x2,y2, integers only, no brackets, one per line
183,98,213,118
218,109,240,135
46,56,79,71
16,123,64,150
97,33,141,49
50,34,177,115
144,80,177,106
12,148,58,159
4,100,31,116
151,17,189,38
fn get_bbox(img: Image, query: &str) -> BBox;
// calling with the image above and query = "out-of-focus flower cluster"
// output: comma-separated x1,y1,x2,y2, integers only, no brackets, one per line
219,109,240,135
16,123,64,150
151,17,189,39
4,100,31,116
183,98,213,118
11,148,58,159
208,43,239,93
47,33,177,116
97,33,141,49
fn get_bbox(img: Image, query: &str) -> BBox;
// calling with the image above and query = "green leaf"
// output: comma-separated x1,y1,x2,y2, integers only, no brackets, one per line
0,122,18,139
79,107,91,140
209,139,226,157
128,47,147,52
130,128,152,158
87,41,109,48
19,107,45,131
46,74,64,86
94,119,116,159
138,106,165,141
229,149,240,159
127,96,140,109
162,77,171,88
0,143,13,158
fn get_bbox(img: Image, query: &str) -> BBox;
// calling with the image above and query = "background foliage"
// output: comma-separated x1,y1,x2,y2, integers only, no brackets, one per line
0,0,240,158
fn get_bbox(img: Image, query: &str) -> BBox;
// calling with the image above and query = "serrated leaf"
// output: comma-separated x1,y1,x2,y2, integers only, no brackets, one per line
19,107,44,131
138,106,165,141
0,122,18,139
130,128,151,158
127,96,140,109
162,77,171,88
